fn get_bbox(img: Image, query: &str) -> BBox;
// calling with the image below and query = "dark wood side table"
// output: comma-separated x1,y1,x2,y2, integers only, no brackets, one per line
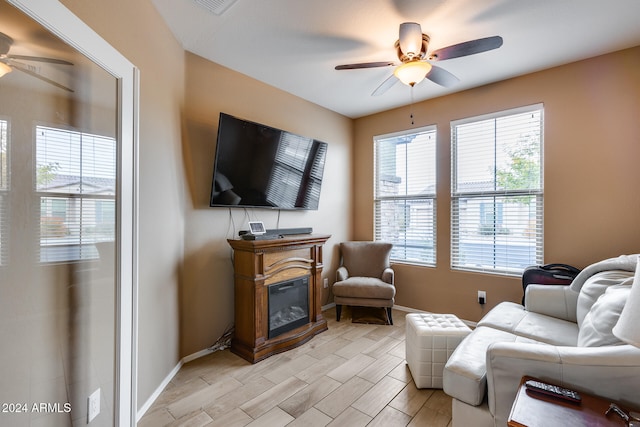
508,376,627,427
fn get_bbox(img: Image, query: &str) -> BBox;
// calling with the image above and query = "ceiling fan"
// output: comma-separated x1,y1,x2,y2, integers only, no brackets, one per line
335,22,503,96
0,32,74,92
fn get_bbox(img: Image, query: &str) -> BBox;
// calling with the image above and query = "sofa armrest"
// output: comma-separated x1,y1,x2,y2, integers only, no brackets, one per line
485,342,640,426
525,284,578,322
381,267,394,285
336,266,349,282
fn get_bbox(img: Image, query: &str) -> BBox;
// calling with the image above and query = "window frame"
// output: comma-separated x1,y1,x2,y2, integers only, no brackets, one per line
373,125,437,266
450,104,544,276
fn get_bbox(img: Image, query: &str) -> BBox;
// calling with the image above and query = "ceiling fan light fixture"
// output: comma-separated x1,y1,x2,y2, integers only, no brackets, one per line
399,22,423,58
0,62,11,77
394,61,431,86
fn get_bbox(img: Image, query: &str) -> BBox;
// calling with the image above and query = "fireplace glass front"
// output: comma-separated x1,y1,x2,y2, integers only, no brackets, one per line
268,275,310,339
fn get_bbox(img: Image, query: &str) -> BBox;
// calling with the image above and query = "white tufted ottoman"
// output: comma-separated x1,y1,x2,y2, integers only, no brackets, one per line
405,313,471,389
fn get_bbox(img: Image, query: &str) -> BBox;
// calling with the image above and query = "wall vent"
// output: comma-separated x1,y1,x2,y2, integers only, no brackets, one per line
193,0,238,15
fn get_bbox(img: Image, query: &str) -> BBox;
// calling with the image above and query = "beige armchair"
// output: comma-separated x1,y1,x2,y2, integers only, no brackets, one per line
332,241,396,324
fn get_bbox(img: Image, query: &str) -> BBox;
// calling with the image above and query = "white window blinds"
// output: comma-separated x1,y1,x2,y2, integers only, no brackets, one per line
451,105,543,276
374,126,436,265
36,126,116,262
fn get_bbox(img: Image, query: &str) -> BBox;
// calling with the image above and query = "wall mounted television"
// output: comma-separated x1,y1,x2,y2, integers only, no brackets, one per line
209,113,328,210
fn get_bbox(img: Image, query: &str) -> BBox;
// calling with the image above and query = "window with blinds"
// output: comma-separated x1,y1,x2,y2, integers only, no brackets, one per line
266,132,327,209
374,126,436,265
36,126,116,263
451,105,543,276
0,119,8,265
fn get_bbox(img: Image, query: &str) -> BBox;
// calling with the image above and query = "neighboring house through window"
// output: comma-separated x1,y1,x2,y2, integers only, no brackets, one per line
36,126,116,262
374,126,437,265
451,104,543,275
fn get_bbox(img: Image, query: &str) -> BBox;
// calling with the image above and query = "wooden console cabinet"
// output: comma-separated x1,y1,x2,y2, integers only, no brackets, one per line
227,234,330,363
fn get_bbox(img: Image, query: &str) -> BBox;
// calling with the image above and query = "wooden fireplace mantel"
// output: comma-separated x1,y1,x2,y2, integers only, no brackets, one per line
227,234,330,363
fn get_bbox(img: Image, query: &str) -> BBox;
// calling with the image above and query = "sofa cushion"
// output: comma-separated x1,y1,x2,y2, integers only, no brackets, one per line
525,284,578,322
511,311,579,346
477,302,527,331
578,285,630,347
576,270,634,327
443,326,542,406
478,302,578,346
332,277,395,300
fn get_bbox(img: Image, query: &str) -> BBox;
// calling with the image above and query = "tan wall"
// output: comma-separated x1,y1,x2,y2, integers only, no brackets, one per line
181,52,353,357
353,46,640,322
61,0,187,408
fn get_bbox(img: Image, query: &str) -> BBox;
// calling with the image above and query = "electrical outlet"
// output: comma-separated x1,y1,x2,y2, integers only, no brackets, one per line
88,388,100,423
323,278,329,288
478,290,487,305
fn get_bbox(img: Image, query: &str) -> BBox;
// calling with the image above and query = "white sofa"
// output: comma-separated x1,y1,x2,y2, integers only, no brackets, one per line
443,255,640,427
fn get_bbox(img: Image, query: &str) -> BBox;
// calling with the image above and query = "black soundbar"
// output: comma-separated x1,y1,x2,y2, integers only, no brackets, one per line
239,227,313,237
240,233,283,241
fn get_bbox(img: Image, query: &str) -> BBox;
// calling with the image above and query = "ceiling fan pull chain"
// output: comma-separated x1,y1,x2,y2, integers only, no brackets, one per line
410,85,415,125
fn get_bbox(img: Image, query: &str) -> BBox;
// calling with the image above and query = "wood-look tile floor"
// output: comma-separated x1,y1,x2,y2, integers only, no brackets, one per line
139,307,453,427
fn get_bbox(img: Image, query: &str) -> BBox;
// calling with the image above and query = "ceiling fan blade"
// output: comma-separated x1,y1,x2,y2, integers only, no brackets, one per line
335,61,395,70
8,54,73,65
372,74,398,96
10,62,74,92
429,36,503,61
426,65,460,87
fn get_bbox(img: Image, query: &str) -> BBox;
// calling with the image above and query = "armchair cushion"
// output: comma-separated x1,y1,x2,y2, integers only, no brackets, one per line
340,241,393,279
333,277,395,300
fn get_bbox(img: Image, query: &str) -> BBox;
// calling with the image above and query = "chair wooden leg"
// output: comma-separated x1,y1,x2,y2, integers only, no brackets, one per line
336,304,342,321
386,307,393,325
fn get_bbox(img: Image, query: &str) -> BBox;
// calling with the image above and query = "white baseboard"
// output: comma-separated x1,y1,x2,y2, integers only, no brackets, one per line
182,348,215,364
136,361,182,422
321,302,336,311
392,304,427,313
136,348,215,422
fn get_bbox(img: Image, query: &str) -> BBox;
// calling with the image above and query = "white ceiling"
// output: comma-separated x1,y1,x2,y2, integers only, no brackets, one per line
150,0,640,119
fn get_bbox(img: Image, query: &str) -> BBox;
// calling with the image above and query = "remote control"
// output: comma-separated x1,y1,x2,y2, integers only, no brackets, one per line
524,379,582,403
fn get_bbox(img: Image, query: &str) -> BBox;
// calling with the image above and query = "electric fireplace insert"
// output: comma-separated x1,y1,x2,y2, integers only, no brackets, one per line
268,275,310,339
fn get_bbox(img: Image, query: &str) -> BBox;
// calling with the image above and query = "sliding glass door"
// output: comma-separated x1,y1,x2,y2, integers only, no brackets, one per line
0,0,137,425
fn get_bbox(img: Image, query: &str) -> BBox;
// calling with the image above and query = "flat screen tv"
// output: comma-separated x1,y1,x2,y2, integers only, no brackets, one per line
209,113,328,210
